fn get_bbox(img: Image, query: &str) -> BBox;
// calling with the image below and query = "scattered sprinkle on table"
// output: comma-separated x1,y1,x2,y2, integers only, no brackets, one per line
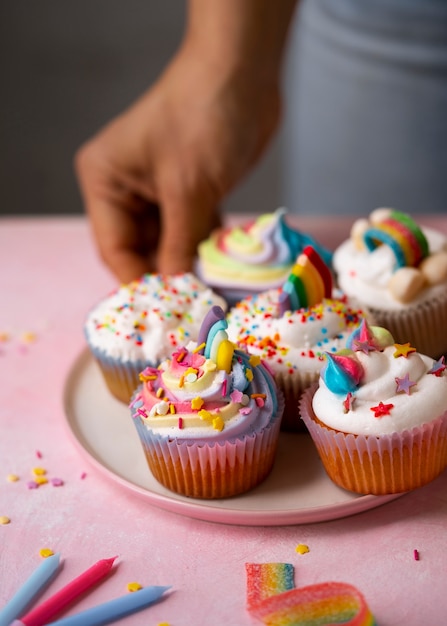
414,549,420,561
32,467,47,476
7,473,19,482
0,516,11,525
127,582,142,592
39,548,54,558
295,544,310,555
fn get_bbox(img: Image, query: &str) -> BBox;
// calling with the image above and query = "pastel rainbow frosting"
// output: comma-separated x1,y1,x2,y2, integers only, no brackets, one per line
363,209,429,270
278,246,333,315
197,208,333,291
131,306,277,440
246,563,376,625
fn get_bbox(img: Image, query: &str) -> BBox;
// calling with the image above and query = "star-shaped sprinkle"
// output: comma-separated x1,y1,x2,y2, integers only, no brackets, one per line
191,396,204,410
230,389,244,403
249,354,261,367
428,356,446,377
395,373,417,395
393,343,416,358
370,402,394,417
353,340,377,355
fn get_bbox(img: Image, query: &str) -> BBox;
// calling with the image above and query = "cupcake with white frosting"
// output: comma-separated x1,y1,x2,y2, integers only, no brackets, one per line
333,208,447,358
130,305,284,499
226,246,370,431
300,320,447,495
196,207,332,306
84,273,227,403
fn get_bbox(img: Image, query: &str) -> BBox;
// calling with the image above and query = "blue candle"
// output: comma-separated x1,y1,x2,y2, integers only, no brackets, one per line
39,585,170,626
0,553,61,626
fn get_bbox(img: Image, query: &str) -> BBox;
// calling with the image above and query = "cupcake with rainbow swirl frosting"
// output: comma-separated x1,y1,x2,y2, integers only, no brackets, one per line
226,245,371,431
300,319,447,495
333,208,447,359
130,305,284,499
196,207,332,306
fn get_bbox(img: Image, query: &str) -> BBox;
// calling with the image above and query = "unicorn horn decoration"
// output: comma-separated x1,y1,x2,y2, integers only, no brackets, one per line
196,305,234,373
321,351,364,395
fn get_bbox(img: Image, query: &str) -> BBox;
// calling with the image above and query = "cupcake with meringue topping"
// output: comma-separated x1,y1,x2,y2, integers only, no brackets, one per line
300,320,447,495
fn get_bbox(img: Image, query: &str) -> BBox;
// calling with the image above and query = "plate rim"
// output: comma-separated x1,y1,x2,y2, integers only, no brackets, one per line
62,348,403,526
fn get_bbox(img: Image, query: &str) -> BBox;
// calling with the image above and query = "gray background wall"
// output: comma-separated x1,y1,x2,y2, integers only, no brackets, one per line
0,1,284,216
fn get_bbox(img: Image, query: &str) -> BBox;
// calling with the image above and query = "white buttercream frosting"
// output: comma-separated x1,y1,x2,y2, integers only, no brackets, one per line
312,346,447,436
84,273,227,362
333,225,447,310
226,289,367,374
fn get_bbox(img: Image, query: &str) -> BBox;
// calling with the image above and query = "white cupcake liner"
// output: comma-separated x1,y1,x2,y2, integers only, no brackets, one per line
87,343,155,404
132,392,285,499
300,385,447,495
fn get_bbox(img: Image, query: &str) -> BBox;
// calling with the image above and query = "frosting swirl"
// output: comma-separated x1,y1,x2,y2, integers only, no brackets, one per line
197,208,333,290
313,324,447,435
333,209,447,307
84,273,226,362
131,307,278,440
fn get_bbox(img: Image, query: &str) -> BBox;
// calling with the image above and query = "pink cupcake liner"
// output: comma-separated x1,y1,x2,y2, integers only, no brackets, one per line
300,385,447,495
132,393,284,499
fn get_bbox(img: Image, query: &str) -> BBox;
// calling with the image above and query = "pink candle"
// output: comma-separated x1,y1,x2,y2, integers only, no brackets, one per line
19,557,117,626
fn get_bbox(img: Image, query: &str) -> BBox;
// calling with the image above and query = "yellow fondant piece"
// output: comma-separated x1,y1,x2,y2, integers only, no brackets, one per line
216,339,234,373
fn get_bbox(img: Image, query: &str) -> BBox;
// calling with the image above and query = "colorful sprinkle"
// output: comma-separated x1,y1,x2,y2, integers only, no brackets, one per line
395,374,417,395
428,356,446,377
370,402,394,418
7,474,19,482
413,549,420,561
0,516,11,525
39,548,54,558
295,544,310,555
127,582,143,592
32,467,47,476
393,343,417,358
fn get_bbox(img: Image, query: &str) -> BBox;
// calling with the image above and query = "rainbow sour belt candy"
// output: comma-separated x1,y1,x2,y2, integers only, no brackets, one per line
246,563,376,626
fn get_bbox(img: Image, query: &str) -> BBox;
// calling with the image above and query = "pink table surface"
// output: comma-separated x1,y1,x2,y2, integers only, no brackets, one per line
1,214,447,626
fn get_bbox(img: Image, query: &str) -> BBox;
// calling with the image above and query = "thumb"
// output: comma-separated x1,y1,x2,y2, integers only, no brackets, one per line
157,184,221,274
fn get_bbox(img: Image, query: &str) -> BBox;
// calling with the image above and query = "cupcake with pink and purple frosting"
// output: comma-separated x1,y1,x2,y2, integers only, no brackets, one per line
130,305,284,499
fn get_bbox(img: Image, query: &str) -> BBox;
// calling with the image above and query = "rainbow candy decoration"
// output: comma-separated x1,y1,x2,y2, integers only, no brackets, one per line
322,351,364,395
246,563,376,625
363,210,429,269
196,305,235,373
278,246,333,315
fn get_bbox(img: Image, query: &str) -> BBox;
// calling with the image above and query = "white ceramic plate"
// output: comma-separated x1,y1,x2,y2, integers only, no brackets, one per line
63,350,404,526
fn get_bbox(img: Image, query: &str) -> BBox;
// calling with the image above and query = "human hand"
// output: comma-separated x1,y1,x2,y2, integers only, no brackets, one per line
75,0,296,283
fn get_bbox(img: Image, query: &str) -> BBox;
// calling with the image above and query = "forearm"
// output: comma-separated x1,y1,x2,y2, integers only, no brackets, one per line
184,0,298,85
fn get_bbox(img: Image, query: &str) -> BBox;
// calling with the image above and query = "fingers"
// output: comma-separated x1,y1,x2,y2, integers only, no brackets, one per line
155,167,222,274
75,141,159,283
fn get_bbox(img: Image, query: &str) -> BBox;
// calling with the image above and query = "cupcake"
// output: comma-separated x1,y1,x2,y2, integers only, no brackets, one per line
84,273,227,404
196,207,332,306
333,208,447,358
130,305,284,499
300,320,447,495
226,246,370,432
